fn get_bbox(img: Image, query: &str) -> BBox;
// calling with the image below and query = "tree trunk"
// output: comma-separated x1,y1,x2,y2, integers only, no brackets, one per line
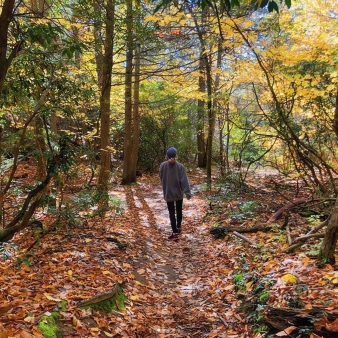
130,43,140,182
34,117,47,181
50,112,58,134
225,105,230,170
205,52,214,189
197,58,206,168
121,0,133,185
93,1,104,89
0,0,16,99
98,0,115,191
0,125,3,224
318,85,338,264
213,40,223,171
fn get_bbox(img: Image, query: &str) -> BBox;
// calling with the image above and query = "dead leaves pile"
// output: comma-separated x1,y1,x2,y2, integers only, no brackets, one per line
0,168,338,337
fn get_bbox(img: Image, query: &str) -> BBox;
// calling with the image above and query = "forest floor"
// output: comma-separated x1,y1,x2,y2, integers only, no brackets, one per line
1,160,338,337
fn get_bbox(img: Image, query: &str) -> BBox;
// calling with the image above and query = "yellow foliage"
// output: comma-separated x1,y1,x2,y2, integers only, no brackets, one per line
281,274,298,284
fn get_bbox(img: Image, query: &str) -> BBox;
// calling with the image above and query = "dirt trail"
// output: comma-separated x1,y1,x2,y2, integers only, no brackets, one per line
111,172,245,338
0,169,246,337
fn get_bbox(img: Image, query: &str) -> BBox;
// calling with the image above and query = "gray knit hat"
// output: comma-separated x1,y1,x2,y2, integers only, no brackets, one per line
167,147,177,158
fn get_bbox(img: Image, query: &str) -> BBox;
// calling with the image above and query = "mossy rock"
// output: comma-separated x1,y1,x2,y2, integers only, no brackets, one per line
38,312,62,338
80,285,127,314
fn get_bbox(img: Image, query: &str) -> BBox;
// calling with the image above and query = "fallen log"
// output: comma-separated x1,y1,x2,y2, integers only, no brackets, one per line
210,224,275,239
267,198,309,223
263,306,338,337
267,198,334,223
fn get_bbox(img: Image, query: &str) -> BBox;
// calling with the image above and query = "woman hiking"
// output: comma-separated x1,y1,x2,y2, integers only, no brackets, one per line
159,147,192,241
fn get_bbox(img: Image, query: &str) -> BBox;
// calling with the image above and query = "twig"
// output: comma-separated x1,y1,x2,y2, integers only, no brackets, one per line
233,231,275,253
215,312,228,331
284,219,328,253
293,232,325,243
307,219,328,235
233,231,258,247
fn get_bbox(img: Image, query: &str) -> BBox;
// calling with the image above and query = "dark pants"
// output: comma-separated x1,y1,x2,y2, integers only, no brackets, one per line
167,199,183,233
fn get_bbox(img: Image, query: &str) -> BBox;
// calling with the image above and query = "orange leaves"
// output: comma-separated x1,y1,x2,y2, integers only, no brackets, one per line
314,316,338,333
154,29,190,40
2,169,338,337
0,302,11,315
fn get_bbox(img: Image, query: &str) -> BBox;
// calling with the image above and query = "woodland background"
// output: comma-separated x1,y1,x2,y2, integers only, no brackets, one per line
2,0,338,337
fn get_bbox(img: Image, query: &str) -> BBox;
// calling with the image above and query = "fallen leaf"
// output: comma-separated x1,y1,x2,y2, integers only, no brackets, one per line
43,293,61,302
324,271,338,284
183,247,190,254
326,318,338,332
281,274,298,284
0,302,11,314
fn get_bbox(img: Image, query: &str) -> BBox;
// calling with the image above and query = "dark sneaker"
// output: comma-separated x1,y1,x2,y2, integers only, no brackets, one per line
168,233,179,241
177,227,182,234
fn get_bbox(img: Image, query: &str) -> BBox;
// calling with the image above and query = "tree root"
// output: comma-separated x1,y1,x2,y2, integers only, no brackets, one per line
77,283,119,307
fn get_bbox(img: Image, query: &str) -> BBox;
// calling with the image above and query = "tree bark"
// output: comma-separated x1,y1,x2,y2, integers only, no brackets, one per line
121,0,133,185
130,43,140,183
98,0,115,191
188,5,214,185
35,117,47,181
93,1,104,89
205,51,214,189
197,57,206,168
318,197,338,264
318,84,338,264
0,125,3,225
0,0,16,99
263,306,338,337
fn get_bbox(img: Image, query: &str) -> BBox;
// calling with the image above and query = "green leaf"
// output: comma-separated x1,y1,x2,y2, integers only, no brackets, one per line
260,0,269,9
231,0,240,7
268,1,279,12
284,0,291,8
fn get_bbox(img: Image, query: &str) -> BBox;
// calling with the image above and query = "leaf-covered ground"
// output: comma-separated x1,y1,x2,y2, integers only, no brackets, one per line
1,163,338,337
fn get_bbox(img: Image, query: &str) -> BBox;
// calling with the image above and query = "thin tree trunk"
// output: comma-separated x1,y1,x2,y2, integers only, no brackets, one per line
130,43,140,182
213,40,223,171
205,52,214,188
197,57,206,168
98,0,115,191
189,5,214,188
35,117,47,180
93,1,104,89
225,106,230,170
122,0,133,185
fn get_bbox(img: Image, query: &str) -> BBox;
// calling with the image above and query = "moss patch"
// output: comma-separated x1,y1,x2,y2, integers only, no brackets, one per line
81,285,127,314
38,312,62,338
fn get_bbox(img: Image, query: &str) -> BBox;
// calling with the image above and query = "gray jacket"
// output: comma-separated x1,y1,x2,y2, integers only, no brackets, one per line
159,160,192,202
